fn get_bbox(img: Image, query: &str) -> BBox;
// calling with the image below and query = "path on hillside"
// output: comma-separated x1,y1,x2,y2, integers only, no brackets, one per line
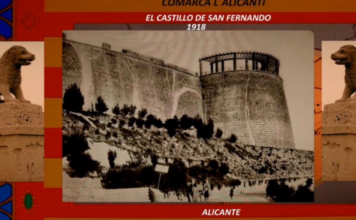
63,172,150,202
151,187,269,203
79,187,150,202
70,112,97,128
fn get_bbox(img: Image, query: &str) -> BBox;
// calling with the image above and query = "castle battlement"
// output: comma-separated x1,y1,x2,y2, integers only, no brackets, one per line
199,51,280,76
64,39,196,76
121,49,195,74
122,49,164,66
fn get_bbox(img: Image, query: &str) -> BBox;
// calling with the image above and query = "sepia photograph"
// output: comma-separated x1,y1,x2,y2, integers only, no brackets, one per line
0,42,44,182
62,31,314,203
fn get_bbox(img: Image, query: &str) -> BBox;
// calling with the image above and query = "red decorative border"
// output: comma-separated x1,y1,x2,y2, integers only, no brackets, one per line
12,182,356,218
12,0,356,219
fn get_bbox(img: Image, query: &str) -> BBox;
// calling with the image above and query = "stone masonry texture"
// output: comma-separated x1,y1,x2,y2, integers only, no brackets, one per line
63,40,203,121
0,103,44,182
322,102,356,181
201,71,294,148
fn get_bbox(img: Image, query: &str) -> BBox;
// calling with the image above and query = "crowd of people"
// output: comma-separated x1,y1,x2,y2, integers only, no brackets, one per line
186,179,211,202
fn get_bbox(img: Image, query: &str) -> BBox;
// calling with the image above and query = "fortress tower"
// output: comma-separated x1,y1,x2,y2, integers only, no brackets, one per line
199,52,295,148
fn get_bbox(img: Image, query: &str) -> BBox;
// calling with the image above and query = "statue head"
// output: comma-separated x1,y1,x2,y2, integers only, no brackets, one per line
331,45,356,65
0,46,35,66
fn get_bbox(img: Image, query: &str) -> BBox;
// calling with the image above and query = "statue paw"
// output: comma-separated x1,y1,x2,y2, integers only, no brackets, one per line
5,99,19,103
19,99,31,104
335,99,347,103
346,97,356,102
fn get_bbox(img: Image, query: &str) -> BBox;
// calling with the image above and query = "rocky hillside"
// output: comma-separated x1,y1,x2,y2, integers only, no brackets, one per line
63,111,314,180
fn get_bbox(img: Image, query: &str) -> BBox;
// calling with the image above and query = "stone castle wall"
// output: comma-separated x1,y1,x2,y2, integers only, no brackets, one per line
201,71,295,148
63,40,203,121
63,39,295,148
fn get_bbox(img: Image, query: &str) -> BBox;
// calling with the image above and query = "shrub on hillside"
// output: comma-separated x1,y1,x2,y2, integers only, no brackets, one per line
188,165,209,179
200,160,204,167
219,163,229,175
193,116,215,139
144,120,153,129
144,114,163,129
193,115,203,130
128,117,136,127
63,131,89,157
138,166,159,186
111,118,117,124
162,160,188,191
180,115,194,130
294,179,314,202
154,118,163,128
67,152,100,177
83,124,89,131
119,119,126,127
102,169,143,189
112,104,120,115
215,128,223,138
122,104,130,116
210,183,215,190
95,96,109,114
136,118,145,128
89,103,95,113
138,108,148,119
63,83,84,113
204,118,214,139
108,150,117,169
229,179,241,187
165,117,179,137
229,134,237,143
129,105,137,116
258,166,268,174
208,159,219,170
150,154,158,167
145,114,156,129
224,143,237,154
105,131,111,139
266,179,314,202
